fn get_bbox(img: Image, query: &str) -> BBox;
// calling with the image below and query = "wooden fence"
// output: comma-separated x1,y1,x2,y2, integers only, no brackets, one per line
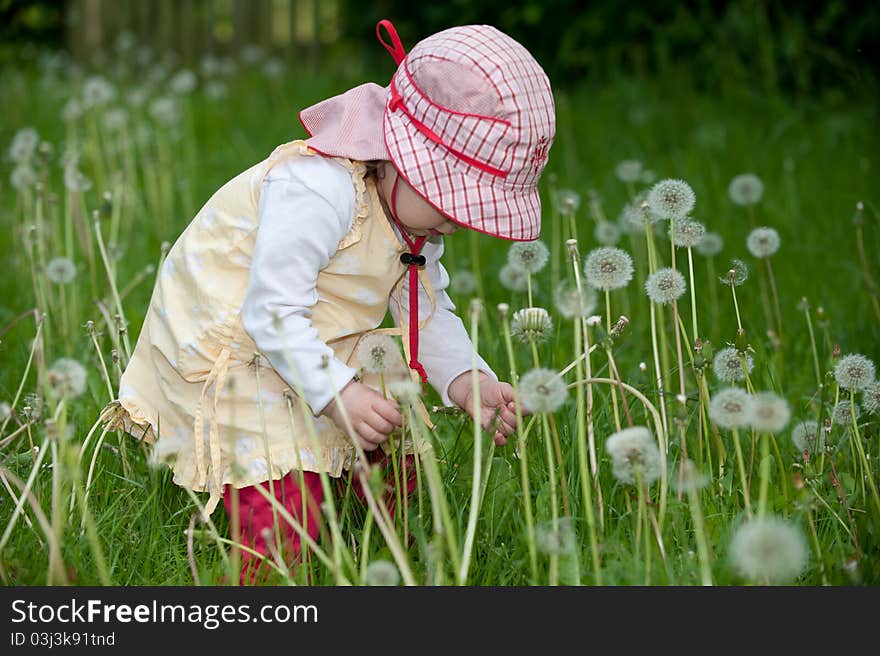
66,0,340,65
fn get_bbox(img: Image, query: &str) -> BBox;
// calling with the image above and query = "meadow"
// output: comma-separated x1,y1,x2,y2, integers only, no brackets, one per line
1,35,879,586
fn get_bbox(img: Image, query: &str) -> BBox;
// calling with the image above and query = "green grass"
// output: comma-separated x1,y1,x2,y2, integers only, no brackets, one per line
1,45,878,586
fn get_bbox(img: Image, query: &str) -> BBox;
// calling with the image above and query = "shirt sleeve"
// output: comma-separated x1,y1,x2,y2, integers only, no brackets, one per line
388,234,498,407
242,155,358,417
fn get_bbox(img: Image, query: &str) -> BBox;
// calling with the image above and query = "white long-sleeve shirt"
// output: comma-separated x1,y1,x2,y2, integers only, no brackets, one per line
241,153,497,417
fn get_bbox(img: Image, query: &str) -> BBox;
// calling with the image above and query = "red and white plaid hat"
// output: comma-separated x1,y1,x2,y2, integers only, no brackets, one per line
300,20,555,241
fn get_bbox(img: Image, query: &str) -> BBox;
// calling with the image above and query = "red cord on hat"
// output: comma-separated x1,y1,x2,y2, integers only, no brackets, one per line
376,20,407,65
388,173,429,384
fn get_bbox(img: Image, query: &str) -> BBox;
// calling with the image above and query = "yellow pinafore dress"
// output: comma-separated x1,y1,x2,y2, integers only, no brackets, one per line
101,140,437,517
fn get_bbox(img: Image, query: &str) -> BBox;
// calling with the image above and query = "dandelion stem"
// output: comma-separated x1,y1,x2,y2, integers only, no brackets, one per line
731,428,753,518
459,303,487,585
499,309,538,582
572,316,602,583
687,246,699,342
802,301,822,391
849,390,880,519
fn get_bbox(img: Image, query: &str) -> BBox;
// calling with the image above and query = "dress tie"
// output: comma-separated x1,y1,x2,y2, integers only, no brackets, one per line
388,173,429,384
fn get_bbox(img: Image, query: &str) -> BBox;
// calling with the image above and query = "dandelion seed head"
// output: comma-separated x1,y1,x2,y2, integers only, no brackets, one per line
554,189,580,215
862,381,880,416
619,199,660,233
728,173,764,206
594,220,621,246
712,347,753,383
832,399,860,426
510,308,553,344
240,44,265,64
11,165,37,190
169,69,198,94
148,96,179,125
729,516,808,584
46,257,76,284
671,459,710,492
365,560,400,586
61,98,83,122
709,387,754,429
670,218,706,248
791,420,825,455
355,334,399,374
449,270,477,296
63,166,92,193
647,179,696,220
583,247,634,291
615,159,643,183
519,368,568,414
204,80,228,100
148,433,186,469
82,75,116,108
508,240,550,274
535,518,577,555
750,392,791,433
696,231,724,257
387,379,422,406
553,279,597,319
605,426,662,486
47,358,87,399
719,258,749,286
263,57,284,78
9,127,39,163
645,267,686,304
834,353,876,391
499,263,528,292
102,107,128,132
746,227,781,258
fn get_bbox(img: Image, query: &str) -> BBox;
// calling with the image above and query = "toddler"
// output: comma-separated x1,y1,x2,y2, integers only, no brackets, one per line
102,19,555,584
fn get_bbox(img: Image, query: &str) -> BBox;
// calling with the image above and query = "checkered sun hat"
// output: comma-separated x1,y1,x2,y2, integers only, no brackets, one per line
299,20,556,241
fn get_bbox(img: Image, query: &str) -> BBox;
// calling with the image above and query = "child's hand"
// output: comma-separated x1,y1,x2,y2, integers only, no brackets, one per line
450,372,530,446
320,380,403,452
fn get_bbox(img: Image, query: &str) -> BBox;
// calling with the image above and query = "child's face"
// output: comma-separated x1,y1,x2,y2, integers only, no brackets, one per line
377,163,461,237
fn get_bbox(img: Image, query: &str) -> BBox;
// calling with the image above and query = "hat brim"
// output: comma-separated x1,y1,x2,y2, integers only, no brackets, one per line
383,107,542,242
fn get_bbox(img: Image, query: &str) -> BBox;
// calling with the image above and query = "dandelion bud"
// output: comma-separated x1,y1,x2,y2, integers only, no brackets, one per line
611,315,629,337
510,307,553,344
639,362,647,372
497,302,509,317
468,298,482,321
832,344,840,361
586,315,602,327
565,238,578,257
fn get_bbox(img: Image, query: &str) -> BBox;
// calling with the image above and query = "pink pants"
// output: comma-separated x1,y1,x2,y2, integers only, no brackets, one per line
223,450,416,585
